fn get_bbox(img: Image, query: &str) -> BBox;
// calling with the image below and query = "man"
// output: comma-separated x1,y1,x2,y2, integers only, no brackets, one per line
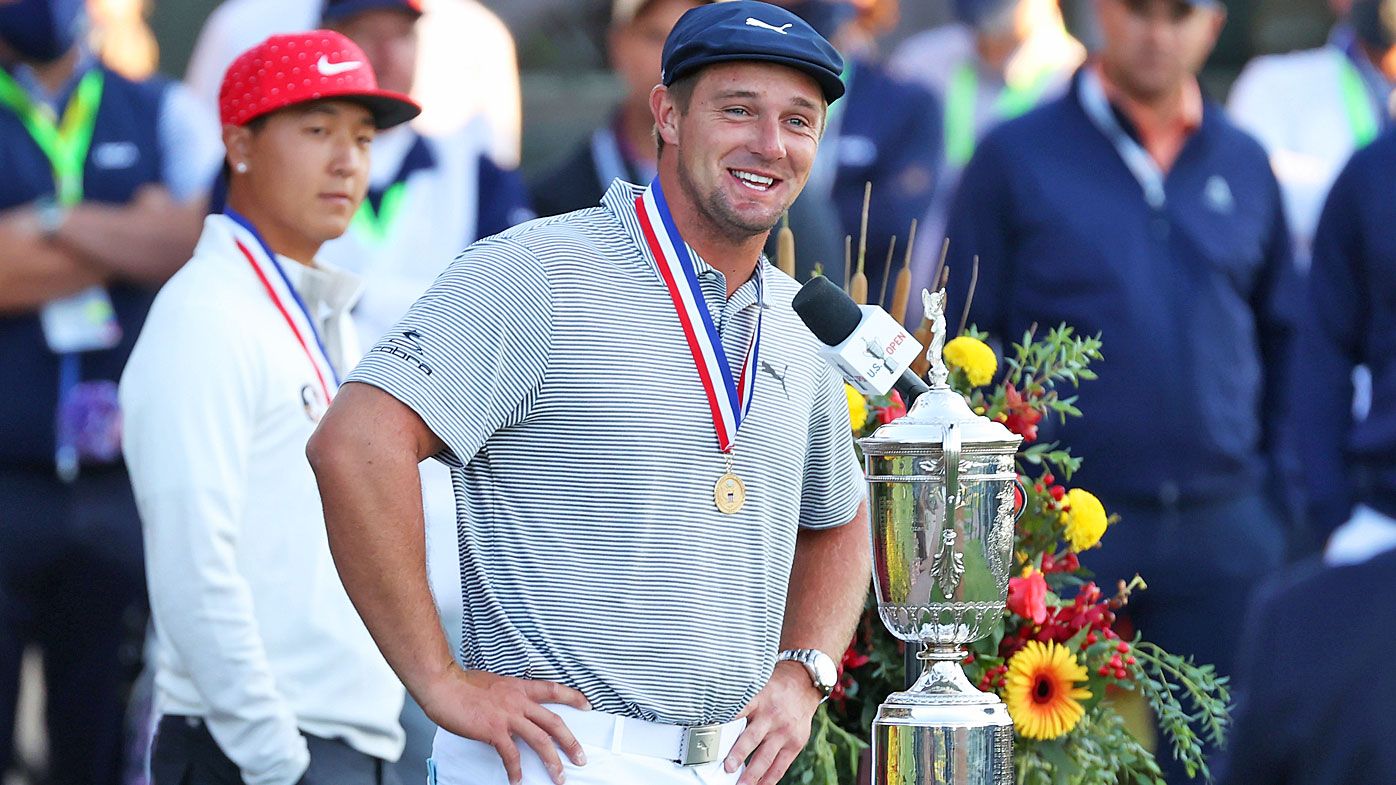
120,31,419,785
943,0,1292,777
319,0,532,346
1283,122,1396,566
308,4,870,785
889,0,1084,324
314,0,532,781
530,0,705,218
780,0,941,301
1228,0,1396,266
0,0,219,782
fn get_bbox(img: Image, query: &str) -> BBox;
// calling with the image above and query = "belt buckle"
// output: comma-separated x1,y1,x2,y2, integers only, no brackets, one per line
679,724,722,767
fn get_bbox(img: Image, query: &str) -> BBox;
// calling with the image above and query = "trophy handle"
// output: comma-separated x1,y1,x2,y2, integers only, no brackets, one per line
943,423,960,534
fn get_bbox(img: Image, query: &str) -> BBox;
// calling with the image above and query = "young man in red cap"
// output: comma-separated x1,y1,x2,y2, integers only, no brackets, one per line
119,30,419,785
309,3,870,785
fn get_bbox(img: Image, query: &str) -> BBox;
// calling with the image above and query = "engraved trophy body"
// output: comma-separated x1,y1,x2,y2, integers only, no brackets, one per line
860,291,1023,785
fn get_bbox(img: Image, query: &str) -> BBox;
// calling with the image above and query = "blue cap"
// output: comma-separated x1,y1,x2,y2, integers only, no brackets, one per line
321,0,422,25
662,0,846,103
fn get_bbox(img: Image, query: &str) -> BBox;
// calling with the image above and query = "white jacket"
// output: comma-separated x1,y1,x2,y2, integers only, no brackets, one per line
121,215,405,785
1228,44,1391,261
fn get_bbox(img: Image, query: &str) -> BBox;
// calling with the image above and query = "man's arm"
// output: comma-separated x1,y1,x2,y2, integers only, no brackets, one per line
308,382,588,785
54,184,207,287
0,208,105,313
0,185,205,314
722,502,871,785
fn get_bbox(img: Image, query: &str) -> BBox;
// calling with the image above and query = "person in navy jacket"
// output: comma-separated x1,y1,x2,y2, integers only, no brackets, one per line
782,0,942,304
1285,127,1396,561
1215,548,1396,785
0,0,220,782
943,0,1295,776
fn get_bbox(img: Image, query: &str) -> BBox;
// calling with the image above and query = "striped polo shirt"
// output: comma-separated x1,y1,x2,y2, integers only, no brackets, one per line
347,179,864,725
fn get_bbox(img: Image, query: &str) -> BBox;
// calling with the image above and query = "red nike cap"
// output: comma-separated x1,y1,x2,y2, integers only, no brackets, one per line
219,30,421,129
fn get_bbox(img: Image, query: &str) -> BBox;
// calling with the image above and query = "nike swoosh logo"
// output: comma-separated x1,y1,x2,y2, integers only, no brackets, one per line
745,18,793,34
317,55,363,76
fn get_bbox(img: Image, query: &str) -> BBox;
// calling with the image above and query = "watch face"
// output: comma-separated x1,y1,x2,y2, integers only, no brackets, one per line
813,653,838,691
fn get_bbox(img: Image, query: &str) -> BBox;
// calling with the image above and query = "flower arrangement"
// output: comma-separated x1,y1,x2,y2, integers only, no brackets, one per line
783,325,1231,785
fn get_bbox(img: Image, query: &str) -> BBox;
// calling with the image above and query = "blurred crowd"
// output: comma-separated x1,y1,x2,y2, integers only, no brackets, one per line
1,0,1393,783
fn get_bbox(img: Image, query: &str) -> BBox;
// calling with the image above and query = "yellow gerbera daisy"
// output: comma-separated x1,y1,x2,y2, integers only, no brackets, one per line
1003,640,1092,740
942,336,997,386
844,383,869,432
1060,488,1110,552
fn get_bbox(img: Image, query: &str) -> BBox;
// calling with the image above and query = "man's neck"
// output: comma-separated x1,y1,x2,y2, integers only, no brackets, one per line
656,168,765,298
1098,60,1190,127
619,98,658,171
226,190,320,268
28,47,81,97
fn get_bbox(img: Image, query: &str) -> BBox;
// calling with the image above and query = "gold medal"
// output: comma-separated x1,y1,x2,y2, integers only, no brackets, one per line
715,470,746,514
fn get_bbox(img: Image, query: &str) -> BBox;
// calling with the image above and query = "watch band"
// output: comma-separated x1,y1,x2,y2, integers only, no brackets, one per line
777,648,838,700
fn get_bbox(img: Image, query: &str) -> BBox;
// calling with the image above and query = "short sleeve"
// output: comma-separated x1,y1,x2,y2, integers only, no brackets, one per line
798,364,865,529
345,238,553,467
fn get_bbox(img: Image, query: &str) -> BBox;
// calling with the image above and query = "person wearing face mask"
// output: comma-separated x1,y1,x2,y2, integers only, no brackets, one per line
0,0,220,783
942,0,1295,778
119,30,419,785
887,0,1084,325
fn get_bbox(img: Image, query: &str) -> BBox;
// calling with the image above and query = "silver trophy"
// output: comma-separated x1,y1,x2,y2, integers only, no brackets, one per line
859,290,1023,785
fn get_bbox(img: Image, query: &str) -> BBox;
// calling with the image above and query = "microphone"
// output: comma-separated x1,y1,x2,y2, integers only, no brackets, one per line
792,276,930,403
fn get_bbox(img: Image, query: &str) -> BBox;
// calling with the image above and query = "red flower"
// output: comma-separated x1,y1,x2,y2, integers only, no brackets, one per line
877,390,907,424
1007,569,1049,625
1001,383,1043,443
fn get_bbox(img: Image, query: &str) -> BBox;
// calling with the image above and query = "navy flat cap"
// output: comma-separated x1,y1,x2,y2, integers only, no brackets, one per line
661,0,846,103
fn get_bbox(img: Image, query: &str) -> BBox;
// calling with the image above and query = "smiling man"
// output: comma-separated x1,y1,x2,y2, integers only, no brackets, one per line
119,31,420,785
306,3,871,785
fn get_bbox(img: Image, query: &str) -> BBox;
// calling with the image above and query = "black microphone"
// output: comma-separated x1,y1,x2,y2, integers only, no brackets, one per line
792,276,931,404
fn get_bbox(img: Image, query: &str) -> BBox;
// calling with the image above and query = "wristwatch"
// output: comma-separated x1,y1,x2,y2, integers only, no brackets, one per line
777,648,838,701
35,197,69,241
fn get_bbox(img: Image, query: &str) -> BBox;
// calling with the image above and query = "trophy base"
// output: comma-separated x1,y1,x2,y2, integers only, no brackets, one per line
872,700,1013,785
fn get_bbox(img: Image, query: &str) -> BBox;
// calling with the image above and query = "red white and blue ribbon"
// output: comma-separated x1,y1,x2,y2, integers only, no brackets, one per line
224,209,340,403
635,178,762,453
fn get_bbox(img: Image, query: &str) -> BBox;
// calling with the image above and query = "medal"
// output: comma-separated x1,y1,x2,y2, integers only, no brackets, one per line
715,471,747,514
714,453,746,514
635,178,763,514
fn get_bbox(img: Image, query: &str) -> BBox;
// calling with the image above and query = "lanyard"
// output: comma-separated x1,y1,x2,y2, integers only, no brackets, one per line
350,180,407,244
945,61,1052,167
225,210,341,402
1337,54,1381,148
1078,68,1167,209
634,178,762,453
0,67,104,205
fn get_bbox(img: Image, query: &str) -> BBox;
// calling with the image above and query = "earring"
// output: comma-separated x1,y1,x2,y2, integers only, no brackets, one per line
234,161,248,174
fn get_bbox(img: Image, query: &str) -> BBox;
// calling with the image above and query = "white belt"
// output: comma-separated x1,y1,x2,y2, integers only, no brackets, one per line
435,704,746,769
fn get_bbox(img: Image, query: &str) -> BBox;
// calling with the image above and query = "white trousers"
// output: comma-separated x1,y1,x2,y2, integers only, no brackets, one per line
427,705,745,785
